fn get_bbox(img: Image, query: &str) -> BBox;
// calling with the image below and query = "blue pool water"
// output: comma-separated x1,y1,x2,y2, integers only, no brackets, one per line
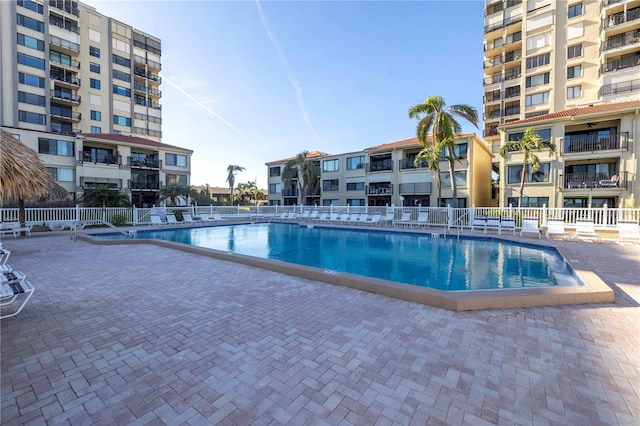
95,223,581,291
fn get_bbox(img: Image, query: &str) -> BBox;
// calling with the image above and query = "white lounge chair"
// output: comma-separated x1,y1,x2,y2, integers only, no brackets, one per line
1,270,34,319
471,216,486,233
574,219,602,241
0,222,32,238
618,220,640,242
315,212,329,223
358,213,369,224
338,213,350,224
308,210,319,221
211,213,228,222
520,217,541,239
348,213,361,224
500,218,516,236
150,214,163,226
485,217,501,234
327,213,339,223
366,214,381,226
395,211,412,227
381,212,395,226
183,213,198,224
166,213,179,225
546,218,569,240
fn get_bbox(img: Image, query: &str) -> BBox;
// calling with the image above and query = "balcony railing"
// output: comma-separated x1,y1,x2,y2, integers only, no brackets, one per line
50,110,81,121
130,181,160,190
367,160,393,173
399,159,428,170
78,151,120,165
602,30,640,51
49,35,80,53
50,1,80,16
50,57,80,70
604,7,640,28
282,189,298,197
133,55,161,70
128,158,161,169
601,53,640,73
399,183,432,195
561,171,628,190
49,15,79,34
50,90,80,104
366,185,393,195
562,132,628,153
80,177,123,190
484,14,522,33
599,79,640,97
134,69,161,83
134,84,162,97
50,71,79,86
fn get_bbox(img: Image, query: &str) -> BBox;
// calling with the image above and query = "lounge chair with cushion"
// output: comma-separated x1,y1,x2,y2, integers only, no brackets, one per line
211,213,228,222
381,212,395,226
520,217,541,239
395,211,412,227
0,270,34,319
574,219,602,241
182,213,198,224
546,218,569,240
366,213,381,226
500,217,516,236
166,213,179,225
150,214,163,226
471,216,487,233
485,217,501,234
618,220,640,242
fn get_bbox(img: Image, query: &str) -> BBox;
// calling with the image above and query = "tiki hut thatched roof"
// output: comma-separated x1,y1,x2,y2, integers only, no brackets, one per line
1,130,68,205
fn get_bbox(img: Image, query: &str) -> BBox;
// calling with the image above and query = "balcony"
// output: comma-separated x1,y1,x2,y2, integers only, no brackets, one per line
282,188,298,197
483,73,503,85
604,7,640,28
49,35,79,54
130,181,160,190
50,57,80,70
134,68,161,83
366,185,393,196
561,171,628,190
50,70,79,87
484,14,522,34
399,183,432,195
49,15,79,34
133,55,161,70
134,98,162,109
78,150,120,166
50,109,81,122
602,30,640,52
134,128,162,138
50,90,80,104
134,84,162,97
129,157,161,169
504,49,522,64
602,52,640,73
399,158,428,170
50,1,80,16
562,132,629,153
80,177,123,190
599,78,640,97
367,159,393,173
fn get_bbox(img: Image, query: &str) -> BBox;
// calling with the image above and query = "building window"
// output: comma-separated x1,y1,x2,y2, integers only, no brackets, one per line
525,110,548,118
113,115,131,126
567,85,582,99
113,85,131,97
525,72,549,88
322,179,339,191
440,171,467,187
322,199,338,206
568,3,583,18
17,0,44,13
16,14,44,32
90,126,101,133
90,78,101,89
508,197,549,207
439,143,468,161
567,65,582,79
441,198,467,208
346,182,365,191
166,174,187,186
508,128,551,141
507,164,551,184
90,62,100,73
17,33,44,51
525,53,550,69
347,199,365,206
113,70,130,81
50,51,72,66
165,153,187,167
525,91,549,106
567,44,582,59
89,46,100,57
18,91,45,106
18,72,45,88
38,138,74,156
323,159,339,172
269,183,281,194
112,54,131,67
18,110,46,125
17,52,45,69
347,155,365,170
90,110,101,121
47,167,74,182
269,166,281,177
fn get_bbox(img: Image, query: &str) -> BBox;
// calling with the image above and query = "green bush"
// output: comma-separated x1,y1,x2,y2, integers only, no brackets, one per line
173,210,185,221
110,213,128,227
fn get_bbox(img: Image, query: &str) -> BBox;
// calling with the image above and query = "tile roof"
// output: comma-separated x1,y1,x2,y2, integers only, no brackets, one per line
365,132,477,150
77,133,193,153
501,100,640,127
267,150,331,164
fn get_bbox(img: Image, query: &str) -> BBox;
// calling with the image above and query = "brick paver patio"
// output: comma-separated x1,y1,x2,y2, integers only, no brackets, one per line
1,232,639,425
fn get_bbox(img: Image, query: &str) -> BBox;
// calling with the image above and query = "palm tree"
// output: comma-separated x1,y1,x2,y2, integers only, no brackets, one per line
499,127,556,208
414,137,450,207
81,185,132,207
226,165,245,205
409,95,478,206
282,151,318,205
158,184,197,206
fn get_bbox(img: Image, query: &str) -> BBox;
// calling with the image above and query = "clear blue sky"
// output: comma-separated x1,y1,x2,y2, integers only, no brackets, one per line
85,0,484,189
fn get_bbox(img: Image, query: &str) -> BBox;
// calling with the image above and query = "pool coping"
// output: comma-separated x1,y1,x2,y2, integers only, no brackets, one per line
78,225,615,311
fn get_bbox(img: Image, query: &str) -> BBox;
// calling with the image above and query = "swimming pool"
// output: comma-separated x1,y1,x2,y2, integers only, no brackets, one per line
94,223,581,291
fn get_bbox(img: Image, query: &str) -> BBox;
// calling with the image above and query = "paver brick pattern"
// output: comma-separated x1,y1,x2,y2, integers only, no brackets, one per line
1,233,639,425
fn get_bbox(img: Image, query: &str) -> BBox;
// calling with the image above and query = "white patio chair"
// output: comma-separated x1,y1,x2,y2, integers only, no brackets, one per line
211,213,228,222
546,218,569,240
618,220,640,242
574,219,602,241
395,211,412,227
471,216,486,233
500,218,516,236
485,217,501,234
520,217,541,239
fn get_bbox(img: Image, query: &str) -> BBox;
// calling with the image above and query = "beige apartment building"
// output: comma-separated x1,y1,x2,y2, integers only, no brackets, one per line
1,0,191,206
266,134,494,208
483,0,640,207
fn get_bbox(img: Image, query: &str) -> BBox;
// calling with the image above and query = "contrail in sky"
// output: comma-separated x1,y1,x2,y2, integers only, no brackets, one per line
159,73,258,148
255,0,318,139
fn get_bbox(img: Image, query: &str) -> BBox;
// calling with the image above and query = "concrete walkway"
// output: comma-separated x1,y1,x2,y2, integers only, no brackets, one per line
1,232,639,425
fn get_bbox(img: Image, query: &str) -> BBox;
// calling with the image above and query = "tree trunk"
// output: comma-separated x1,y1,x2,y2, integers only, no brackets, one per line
18,198,26,237
448,150,457,207
436,174,442,207
519,162,527,208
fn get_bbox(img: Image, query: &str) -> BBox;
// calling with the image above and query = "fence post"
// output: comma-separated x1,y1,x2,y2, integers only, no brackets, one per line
603,203,608,226
470,204,475,228
447,205,453,230
133,206,138,225
75,204,80,221
542,204,548,225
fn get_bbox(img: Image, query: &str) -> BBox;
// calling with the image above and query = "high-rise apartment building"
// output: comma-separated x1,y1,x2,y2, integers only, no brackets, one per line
1,0,192,207
482,0,639,139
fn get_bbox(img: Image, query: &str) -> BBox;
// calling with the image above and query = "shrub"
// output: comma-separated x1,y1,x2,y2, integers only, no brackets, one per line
110,213,128,227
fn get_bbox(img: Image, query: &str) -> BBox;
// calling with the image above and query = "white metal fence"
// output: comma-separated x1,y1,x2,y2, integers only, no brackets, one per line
1,205,639,231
